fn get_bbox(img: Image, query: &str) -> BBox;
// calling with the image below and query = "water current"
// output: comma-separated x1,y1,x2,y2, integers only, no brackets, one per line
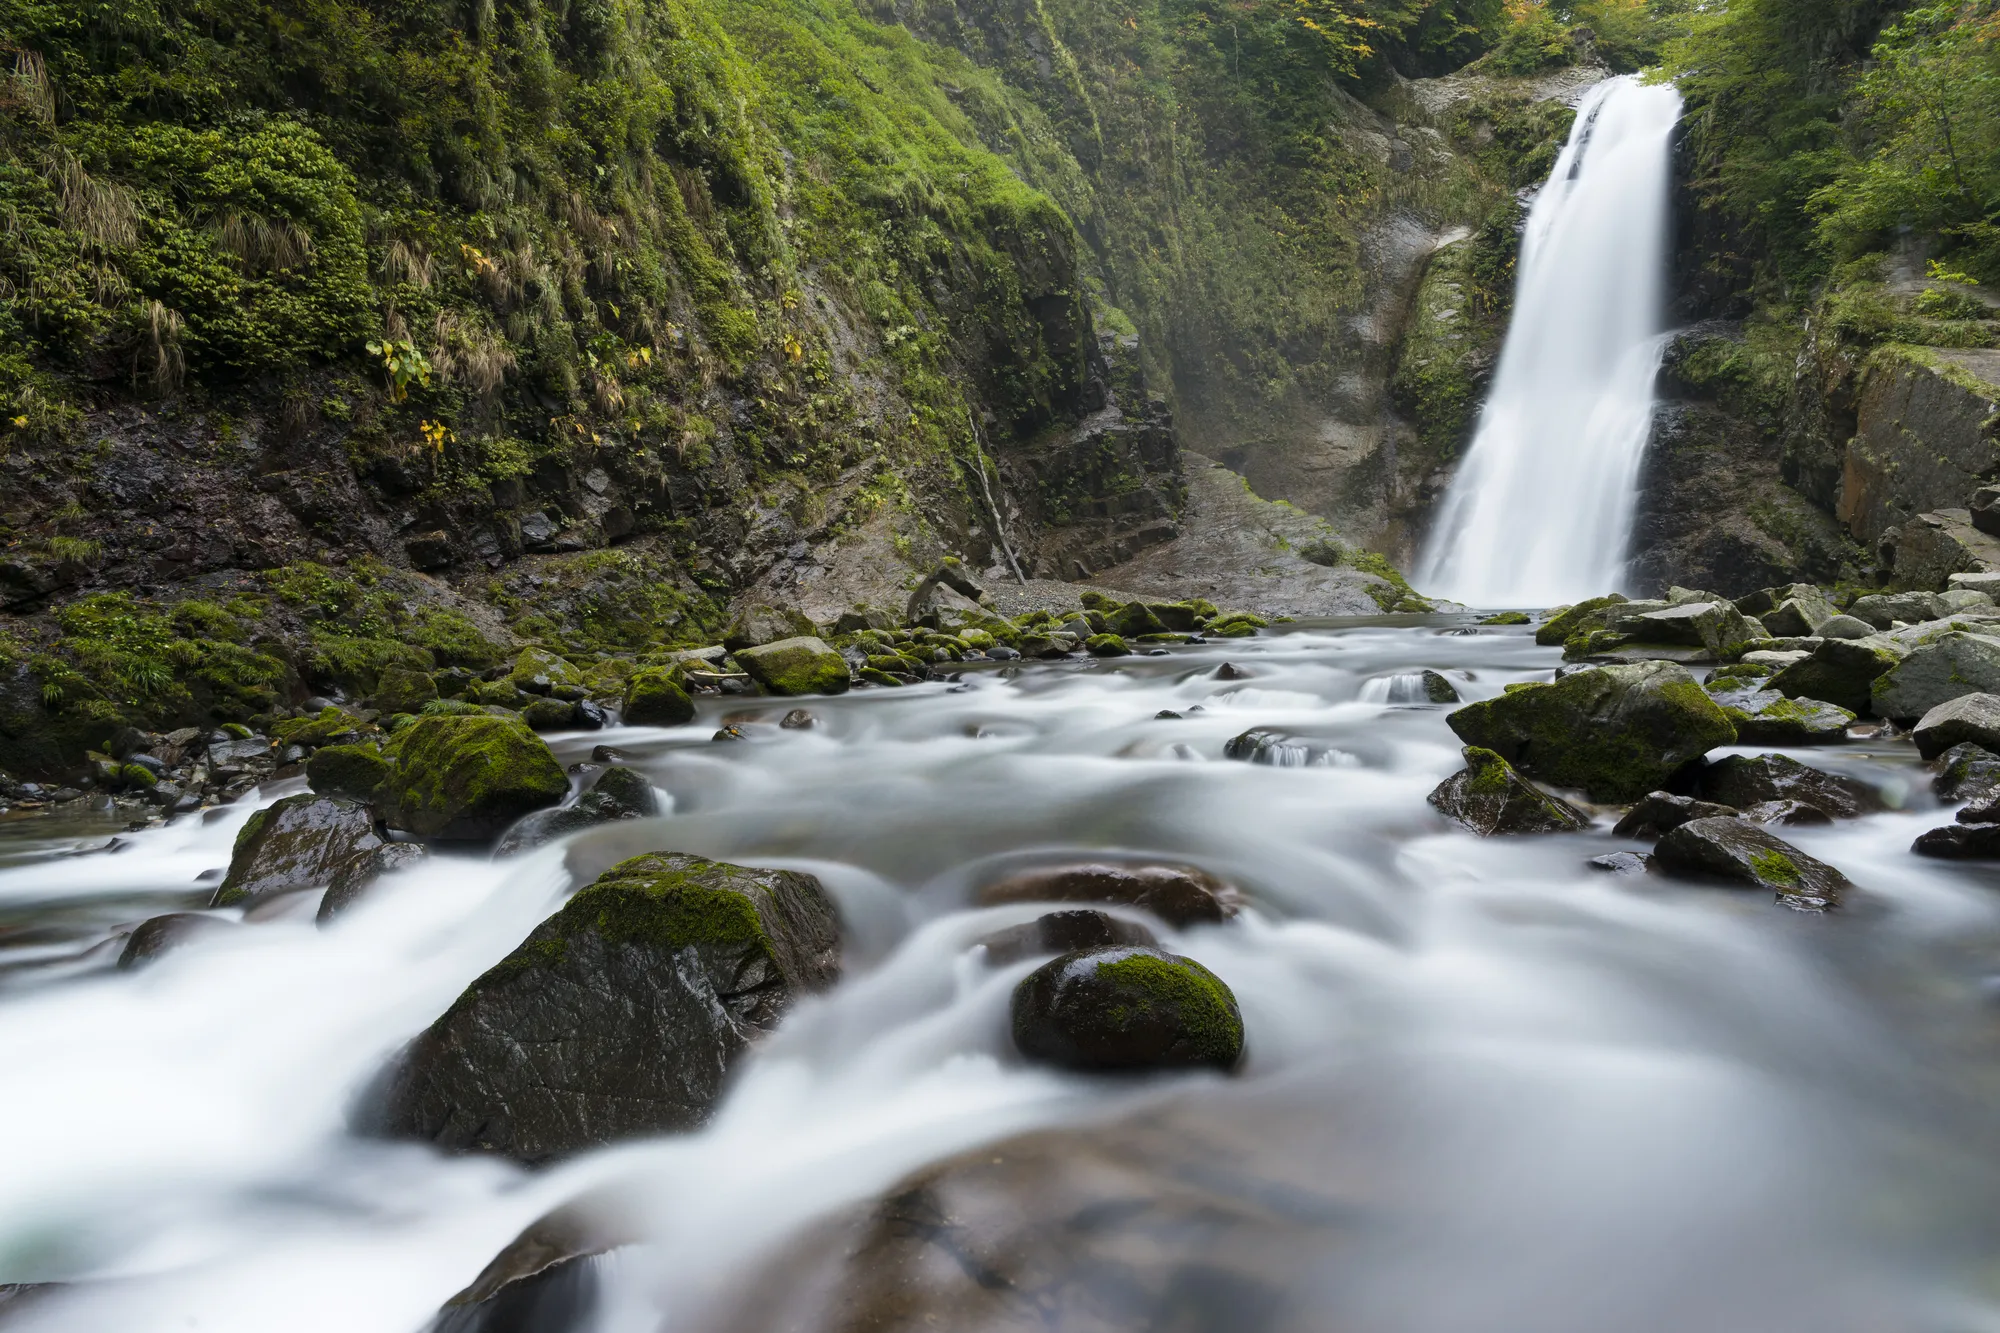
1420,76,1685,606
3,619,2000,1332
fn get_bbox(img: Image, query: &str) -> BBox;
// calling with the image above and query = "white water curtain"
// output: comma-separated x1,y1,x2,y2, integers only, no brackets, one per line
1418,76,1685,607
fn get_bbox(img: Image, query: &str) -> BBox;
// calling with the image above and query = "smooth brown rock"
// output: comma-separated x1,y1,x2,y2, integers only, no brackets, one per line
976,862,1241,927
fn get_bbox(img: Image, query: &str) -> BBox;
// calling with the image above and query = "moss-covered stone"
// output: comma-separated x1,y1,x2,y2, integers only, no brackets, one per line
213,792,384,907
621,667,696,726
735,636,850,697
1535,594,1630,647
306,742,389,802
519,697,578,732
1653,816,1851,912
118,762,158,789
371,668,439,716
1011,945,1243,1073
1084,633,1131,657
1480,612,1532,626
1427,746,1589,835
375,715,567,841
369,851,840,1163
1768,636,1908,714
1446,661,1737,802
507,648,583,696
272,707,369,749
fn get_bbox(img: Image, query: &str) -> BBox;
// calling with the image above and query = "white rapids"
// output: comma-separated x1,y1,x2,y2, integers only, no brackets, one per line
1419,75,1685,607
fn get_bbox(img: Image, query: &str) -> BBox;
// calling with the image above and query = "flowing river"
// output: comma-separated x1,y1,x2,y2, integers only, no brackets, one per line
4,618,2000,1332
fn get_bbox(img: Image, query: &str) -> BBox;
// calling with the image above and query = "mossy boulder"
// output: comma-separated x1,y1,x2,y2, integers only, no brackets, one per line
1934,742,2000,804
722,604,817,651
1872,632,2000,722
272,708,369,749
1705,685,1856,745
1205,612,1267,639
1480,612,1532,626
1445,661,1736,802
1768,636,1907,714
1535,594,1629,647
735,636,851,697
369,851,840,1163
1106,603,1169,638
519,697,578,732
374,715,568,841
1616,600,1762,658
306,742,389,802
1011,946,1243,1073
371,667,439,716
1084,633,1131,657
1653,817,1852,912
1427,747,1589,836
508,647,584,696
213,793,384,907
621,667,696,726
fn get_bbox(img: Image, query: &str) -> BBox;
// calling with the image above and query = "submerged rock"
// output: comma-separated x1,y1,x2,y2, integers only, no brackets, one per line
212,794,384,907
976,862,1240,927
432,1201,635,1333
1444,660,1735,802
493,766,661,856
317,842,431,924
1872,632,2000,721
1611,791,1737,840
1653,817,1851,911
1427,747,1589,836
1705,685,1855,745
117,912,238,969
374,715,569,842
1911,693,2000,760
370,851,841,1163
621,667,695,726
736,636,851,697
977,909,1159,967
1589,851,1650,875
1693,753,1884,819
1011,946,1243,1072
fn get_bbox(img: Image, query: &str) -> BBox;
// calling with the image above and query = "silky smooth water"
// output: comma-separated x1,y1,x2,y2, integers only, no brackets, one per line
3,622,2000,1332
1419,77,1685,606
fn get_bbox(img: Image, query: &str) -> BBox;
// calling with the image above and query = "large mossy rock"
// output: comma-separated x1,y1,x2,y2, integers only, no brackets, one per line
1653,817,1851,911
508,647,584,695
735,636,850,696
1011,946,1243,1073
1768,636,1907,714
1705,685,1855,745
370,667,439,716
1427,746,1589,835
374,715,568,841
371,851,841,1164
621,667,695,726
1534,594,1629,647
1618,600,1761,658
306,742,389,802
1444,662,1736,802
213,794,384,907
1872,632,2000,722
1934,742,2000,803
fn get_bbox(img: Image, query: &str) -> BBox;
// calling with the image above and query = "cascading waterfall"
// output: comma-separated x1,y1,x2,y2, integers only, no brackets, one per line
1418,75,1684,607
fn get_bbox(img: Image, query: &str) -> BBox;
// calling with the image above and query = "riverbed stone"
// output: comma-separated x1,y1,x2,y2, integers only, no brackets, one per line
1911,693,2000,760
1611,791,1737,839
1913,823,2000,859
1011,946,1243,1072
212,794,384,907
1755,587,1837,637
317,842,431,924
1768,635,1908,714
520,697,578,732
370,667,439,716
493,766,660,856
370,851,841,1163
1849,591,1941,629
1444,660,1735,802
305,742,389,802
1705,685,1856,745
509,647,584,696
735,637,851,696
976,862,1241,927
621,667,695,726
1534,594,1629,646
1817,615,1876,640
374,715,569,842
1873,633,2000,722
1738,799,1835,827
1653,817,1851,911
1427,747,1589,835
1693,753,1884,819
1934,742,2000,803
1619,600,1762,658
117,912,239,969
977,910,1159,967
723,603,817,651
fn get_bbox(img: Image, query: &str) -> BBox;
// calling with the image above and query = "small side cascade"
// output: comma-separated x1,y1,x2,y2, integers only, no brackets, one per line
1418,76,1685,607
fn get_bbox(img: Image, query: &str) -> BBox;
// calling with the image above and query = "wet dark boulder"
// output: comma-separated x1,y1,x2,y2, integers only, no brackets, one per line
1011,947,1243,1072
493,767,661,856
1427,747,1589,836
370,851,840,1164
1911,693,2000,761
1873,632,2000,722
1653,817,1851,911
621,667,695,726
1739,799,1835,828
374,715,569,842
317,842,431,924
117,912,239,969
212,794,384,908
977,910,1158,967
1933,742,2000,803
1445,661,1736,802
1768,636,1906,715
1693,753,1884,820
305,743,389,802
976,862,1241,927
1612,791,1737,839
1913,823,2000,859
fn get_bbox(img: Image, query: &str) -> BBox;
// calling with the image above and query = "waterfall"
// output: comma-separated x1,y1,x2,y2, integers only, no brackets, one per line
1417,75,1685,607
